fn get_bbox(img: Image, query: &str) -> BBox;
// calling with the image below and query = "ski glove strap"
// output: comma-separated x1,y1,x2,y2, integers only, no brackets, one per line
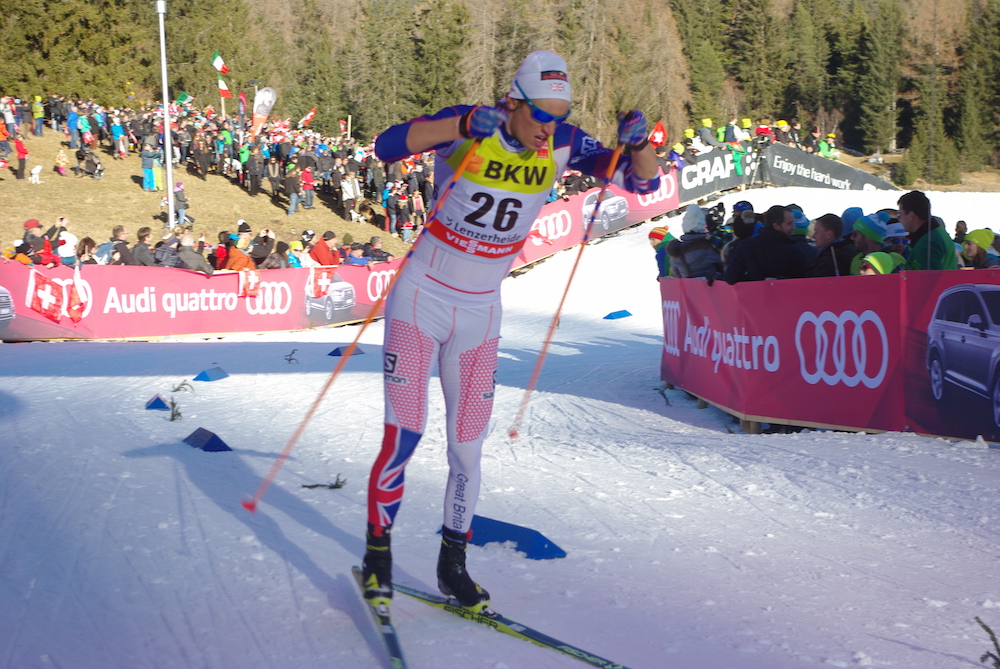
459,106,507,140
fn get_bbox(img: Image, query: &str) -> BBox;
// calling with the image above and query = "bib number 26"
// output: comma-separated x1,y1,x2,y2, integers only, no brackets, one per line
464,193,522,232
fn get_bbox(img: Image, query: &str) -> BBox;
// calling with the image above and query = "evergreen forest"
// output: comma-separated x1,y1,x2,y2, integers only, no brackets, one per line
3,0,1000,184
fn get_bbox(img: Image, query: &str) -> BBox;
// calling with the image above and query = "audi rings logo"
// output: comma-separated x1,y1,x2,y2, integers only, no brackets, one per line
367,270,398,301
636,171,677,207
795,310,888,388
530,210,573,245
662,300,681,356
245,282,292,315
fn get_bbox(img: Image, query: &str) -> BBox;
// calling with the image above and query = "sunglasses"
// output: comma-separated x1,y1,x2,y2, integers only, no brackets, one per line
885,237,909,245
515,81,570,124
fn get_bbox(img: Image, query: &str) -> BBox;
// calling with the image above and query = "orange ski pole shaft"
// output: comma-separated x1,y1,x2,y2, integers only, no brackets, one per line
508,143,624,441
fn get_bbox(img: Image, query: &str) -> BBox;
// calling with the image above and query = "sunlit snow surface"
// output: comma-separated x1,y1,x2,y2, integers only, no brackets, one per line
1,188,998,669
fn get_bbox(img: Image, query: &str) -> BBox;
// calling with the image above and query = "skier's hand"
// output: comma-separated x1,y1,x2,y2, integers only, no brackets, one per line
616,110,648,147
459,106,507,140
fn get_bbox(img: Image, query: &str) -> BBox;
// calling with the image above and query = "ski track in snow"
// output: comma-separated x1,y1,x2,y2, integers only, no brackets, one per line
2,188,1000,668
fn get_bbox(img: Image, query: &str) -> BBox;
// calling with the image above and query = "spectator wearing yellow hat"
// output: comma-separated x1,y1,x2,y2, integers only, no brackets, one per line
697,118,727,152
859,251,905,275
774,120,791,144
819,132,840,160
31,96,44,137
961,229,1000,269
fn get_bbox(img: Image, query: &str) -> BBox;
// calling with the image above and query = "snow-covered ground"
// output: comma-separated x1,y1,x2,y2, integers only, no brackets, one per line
2,187,999,669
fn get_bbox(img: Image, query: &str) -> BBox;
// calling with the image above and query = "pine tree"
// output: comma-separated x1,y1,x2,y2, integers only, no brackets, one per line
954,0,1000,169
826,0,868,121
899,66,962,186
164,0,263,102
726,0,785,118
687,40,727,123
412,1,470,114
895,123,927,186
348,0,421,138
783,0,827,119
854,0,905,153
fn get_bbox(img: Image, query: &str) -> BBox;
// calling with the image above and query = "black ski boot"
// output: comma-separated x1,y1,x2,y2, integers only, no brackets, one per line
361,524,393,616
437,526,491,612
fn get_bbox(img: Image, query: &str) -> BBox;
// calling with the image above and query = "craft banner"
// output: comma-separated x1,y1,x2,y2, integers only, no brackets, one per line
758,142,898,192
673,141,898,206
660,270,1000,442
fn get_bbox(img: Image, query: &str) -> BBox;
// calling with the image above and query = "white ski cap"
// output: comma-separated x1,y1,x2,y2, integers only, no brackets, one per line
508,50,572,103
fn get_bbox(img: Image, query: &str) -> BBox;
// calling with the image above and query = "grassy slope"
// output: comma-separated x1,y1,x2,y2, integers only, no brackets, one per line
0,131,408,255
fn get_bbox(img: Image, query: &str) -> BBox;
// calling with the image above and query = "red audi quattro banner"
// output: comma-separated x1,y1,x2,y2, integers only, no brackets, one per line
0,172,679,342
0,262,399,340
516,169,680,266
660,275,905,432
660,271,1000,442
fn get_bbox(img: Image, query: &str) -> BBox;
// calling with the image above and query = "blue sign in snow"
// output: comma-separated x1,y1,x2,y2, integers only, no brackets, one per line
329,346,365,356
193,367,229,382
145,394,170,411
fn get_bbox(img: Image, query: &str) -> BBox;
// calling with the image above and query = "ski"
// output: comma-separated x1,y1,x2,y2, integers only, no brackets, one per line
351,567,408,669
393,580,631,669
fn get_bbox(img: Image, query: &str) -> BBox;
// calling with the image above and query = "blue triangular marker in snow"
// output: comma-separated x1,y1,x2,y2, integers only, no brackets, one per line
183,428,232,452
439,515,566,560
145,394,170,411
604,310,632,320
193,366,229,382
329,346,364,357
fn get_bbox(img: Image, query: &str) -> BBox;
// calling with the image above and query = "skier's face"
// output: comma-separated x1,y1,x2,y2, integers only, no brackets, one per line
505,97,570,152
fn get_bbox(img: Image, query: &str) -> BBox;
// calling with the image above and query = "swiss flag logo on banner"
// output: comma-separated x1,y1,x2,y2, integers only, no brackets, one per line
29,270,64,322
312,267,337,298
240,270,261,297
649,120,668,148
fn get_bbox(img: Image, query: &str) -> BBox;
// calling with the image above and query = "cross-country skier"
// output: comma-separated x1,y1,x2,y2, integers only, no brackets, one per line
361,50,660,615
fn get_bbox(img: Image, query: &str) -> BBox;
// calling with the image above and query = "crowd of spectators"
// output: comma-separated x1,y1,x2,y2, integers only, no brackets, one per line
649,189,995,283
7,214,397,275
1,92,440,238
654,116,841,174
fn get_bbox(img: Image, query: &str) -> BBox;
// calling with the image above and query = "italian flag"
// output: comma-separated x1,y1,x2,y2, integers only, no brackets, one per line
218,76,233,99
212,50,228,74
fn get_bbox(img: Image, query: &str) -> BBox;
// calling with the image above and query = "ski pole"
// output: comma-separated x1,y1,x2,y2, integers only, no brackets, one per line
243,140,482,513
507,142,624,441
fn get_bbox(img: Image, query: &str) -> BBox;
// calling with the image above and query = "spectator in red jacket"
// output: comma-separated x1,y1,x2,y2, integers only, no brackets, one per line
309,230,342,266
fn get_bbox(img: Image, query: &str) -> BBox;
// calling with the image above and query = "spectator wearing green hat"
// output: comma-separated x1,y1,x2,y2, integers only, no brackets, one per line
961,229,1000,269
859,251,904,275
849,212,888,275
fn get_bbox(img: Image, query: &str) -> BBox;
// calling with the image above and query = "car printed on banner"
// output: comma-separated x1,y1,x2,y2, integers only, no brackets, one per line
926,284,1000,427
0,285,15,327
305,273,356,320
581,191,629,231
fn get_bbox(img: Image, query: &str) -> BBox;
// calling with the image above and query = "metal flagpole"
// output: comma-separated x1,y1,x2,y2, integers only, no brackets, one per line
156,0,175,229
